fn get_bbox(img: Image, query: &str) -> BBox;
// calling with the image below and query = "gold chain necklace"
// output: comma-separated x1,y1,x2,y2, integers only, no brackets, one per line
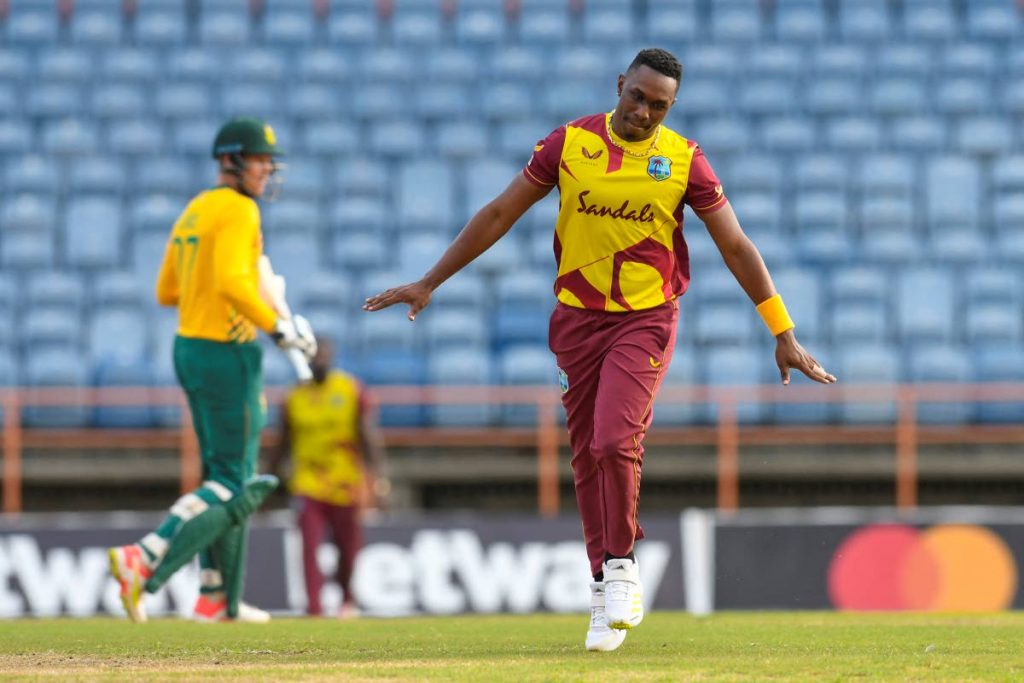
606,114,660,158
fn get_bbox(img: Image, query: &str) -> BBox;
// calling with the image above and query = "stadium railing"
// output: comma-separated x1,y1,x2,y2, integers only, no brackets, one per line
4,383,1024,516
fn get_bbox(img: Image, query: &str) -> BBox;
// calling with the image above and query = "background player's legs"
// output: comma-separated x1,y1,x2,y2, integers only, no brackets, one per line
590,310,676,559
297,496,329,616
327,503,363,613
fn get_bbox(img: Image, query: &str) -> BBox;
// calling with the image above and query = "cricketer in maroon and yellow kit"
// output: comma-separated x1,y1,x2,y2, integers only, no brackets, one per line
523,112,727,576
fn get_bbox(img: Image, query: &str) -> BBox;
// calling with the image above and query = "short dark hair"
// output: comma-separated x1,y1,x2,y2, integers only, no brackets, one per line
627,48,682,83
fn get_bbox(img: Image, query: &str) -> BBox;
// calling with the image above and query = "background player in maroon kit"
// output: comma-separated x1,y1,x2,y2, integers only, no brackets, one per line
364,48,835,651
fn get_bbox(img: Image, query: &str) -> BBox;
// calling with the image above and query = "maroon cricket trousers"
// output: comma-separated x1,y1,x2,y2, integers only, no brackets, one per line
296,495,363,616
549,300,678,578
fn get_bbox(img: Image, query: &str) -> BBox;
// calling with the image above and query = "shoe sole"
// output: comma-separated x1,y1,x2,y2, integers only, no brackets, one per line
108,548,146,624
586,631,627,652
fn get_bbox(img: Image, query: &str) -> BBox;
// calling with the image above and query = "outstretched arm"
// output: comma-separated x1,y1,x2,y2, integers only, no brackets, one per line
700,202,836,386
363,174,552,320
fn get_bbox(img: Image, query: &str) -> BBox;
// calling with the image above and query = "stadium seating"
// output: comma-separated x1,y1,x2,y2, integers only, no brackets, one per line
2,0,1023,428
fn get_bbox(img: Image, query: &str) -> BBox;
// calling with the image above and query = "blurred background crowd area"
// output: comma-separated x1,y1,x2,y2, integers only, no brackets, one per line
1,0,1023,430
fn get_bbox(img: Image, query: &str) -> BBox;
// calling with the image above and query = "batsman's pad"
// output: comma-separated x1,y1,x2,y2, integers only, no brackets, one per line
212,520,249,619
144,475,278,593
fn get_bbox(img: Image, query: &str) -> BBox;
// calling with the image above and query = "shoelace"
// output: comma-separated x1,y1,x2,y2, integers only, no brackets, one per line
607,581,631,602
590,605,606,628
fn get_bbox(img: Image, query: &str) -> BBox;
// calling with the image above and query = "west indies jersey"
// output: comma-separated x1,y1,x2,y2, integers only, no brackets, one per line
523,112,728,312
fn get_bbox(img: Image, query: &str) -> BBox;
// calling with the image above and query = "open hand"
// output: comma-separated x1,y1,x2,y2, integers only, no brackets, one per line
775,330,836,385
362,280,433,321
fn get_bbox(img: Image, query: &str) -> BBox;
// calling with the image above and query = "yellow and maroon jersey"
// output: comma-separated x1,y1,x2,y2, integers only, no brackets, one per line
285,370,370,507
155,186,278,342
523,112,728,312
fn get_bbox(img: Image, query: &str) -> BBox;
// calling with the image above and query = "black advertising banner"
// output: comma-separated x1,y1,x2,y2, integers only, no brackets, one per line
714,508,1024,611
0,512,684,618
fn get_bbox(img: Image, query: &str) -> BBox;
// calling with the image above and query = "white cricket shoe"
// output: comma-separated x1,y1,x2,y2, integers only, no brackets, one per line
108,544,150,624
585,582,627,652
193,594,271,623
602,558,643,630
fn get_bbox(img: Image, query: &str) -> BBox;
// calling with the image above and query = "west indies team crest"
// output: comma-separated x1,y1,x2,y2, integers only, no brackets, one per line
647,155,671,181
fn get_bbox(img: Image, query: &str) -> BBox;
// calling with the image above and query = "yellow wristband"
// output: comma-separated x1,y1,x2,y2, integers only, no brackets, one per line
756,294,795,336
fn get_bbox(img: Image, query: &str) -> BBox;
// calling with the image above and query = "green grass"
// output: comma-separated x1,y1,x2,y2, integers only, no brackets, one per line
1,612,1024,681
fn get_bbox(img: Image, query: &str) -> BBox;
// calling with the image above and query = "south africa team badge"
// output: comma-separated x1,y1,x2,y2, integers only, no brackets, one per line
647,155,671,181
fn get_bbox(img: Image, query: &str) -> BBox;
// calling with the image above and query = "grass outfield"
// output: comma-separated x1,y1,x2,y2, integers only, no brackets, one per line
1,612,1023,682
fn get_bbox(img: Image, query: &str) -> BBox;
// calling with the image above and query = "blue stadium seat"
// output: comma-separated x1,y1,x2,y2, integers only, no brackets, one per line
331,231,387,274
263,199,321,235
0,120,33,155
806,79,863,116
263,10,315,46
361,48,417,85
907,344,971,425
520,7,570,45
0,349,16,387
694,303,756,347
23,349,90,428
889,116,947,152
966,0,1020,39
200,11,250,44
927,229,988,266
740,80,798,116
677,79,732,117
71,10,122,45
221,83,280,119
426,309,489,350
711,0,762,41
1,233,55,270
795,155,847,193
955,117,1013,156
88,307,149,364
897,268,954,343
836,344,898,424
758,117,817,152
966,268,1022,308
497,344,557,425
993,156,1024,192
797,231,855,267
436,120,489,159
93,356,157,428
490,46,543,82
27,84,81,119
652,347,701,426
903,0,956,41
284,84,342,122
297,49,350,84
111,120,166,156
775,0,825,42
795,192,847,234
703,346,768,424
468,234,525,276
415,84,470,120
154,83,210,120
92,84,148,119
295,270,352,313
727,156,783,194
27,272,83,314
332,157,387,197
397,233,449,279
23,307,81,353
455,7,503,44
646,3,698,43
942,43,998,79
926,157,980,229
394,10,442,45
994,194,1024,231
136,10,187,45
370,119,426,157
726,193,783,234
361,349,427,427
826,117,883,152
837,0,891,41
69,157,126,196
830,303,888,343
299,121,357,157
359,307,419,353
772,267,822,341
974,343,1024,422
684,45,740,79
38,49,93,83
582,7,632,44
6,156,61,194
8,8,59,46
496,270,553,309
173,118,220,156
493,306,549,350
94,272,145,309
100,48,159,84
428,346,495,426
397,160,453,231
876,44,932,78
430,271,487,310
693,118,751,156
870,78,928,115
1,193,57,232
746,45,803,79
131,233,171,291
425,48,480,83
226,47,288,84
860,197,915,236
328,11,377,46
935,79,990,116
132,195,183,233
42,119,99,156
966,304,1023,344
481,82,533,122
0,50,31,83
277,158,325,201
830,266,888,307
263,234,319,292
169,49,221,82
64,197,124,268
329,197,388,234
857,155,915,198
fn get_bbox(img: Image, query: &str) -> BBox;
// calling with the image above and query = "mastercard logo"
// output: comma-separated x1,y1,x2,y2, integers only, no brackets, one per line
828,524,1017,611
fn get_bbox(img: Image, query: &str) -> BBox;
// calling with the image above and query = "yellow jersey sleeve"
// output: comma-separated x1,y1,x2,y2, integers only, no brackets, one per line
213,198,278,334
155,238,179,306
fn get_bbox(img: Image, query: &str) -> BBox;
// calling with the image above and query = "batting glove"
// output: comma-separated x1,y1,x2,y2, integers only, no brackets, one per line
272,315,317,360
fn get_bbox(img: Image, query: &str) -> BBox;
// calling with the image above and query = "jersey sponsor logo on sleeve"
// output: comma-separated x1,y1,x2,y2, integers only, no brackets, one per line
646,155,672,182
557,367,569,394
581,146,603,160
534,144,544,152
